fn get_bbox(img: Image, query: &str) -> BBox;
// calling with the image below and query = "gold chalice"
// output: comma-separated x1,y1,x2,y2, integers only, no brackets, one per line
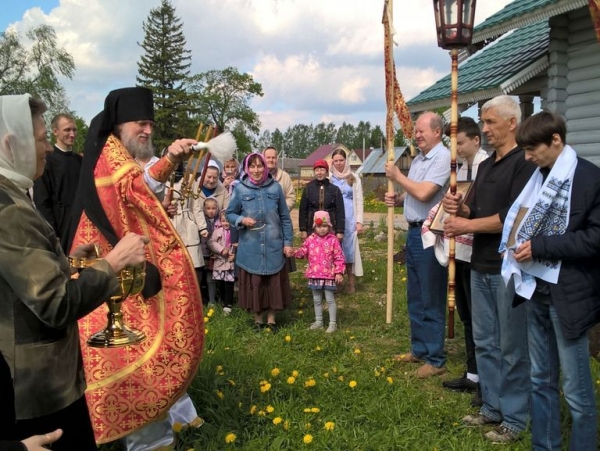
70,249,147,348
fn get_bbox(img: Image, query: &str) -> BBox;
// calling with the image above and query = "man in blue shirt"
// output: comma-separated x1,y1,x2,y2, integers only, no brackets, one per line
385,111,450,378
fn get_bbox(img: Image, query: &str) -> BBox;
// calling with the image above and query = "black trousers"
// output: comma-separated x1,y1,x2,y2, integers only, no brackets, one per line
0,354,97,450
216,280,235,308
455,260,477,375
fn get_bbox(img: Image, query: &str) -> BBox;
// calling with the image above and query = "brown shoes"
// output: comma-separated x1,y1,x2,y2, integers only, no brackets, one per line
392,353,423,363
415,363,446,379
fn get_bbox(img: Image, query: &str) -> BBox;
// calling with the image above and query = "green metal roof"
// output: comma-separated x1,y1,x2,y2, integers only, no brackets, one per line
473,0,586,43
407,20,549,111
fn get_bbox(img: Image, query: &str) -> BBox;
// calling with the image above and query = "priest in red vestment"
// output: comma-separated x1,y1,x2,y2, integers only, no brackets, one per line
68,87,204,448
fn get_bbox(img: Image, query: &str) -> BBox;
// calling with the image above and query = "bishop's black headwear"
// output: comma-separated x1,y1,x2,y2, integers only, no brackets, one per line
67,87,161,297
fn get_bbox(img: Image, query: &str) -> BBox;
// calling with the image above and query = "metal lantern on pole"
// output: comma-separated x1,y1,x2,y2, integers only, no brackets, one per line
433,0,476,338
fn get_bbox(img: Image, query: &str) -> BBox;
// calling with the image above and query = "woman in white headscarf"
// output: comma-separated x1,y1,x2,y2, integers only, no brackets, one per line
330,147,364,293
0,94,148,450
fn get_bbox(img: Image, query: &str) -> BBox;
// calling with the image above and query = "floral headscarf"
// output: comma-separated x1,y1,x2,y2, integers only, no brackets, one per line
244,152,269,186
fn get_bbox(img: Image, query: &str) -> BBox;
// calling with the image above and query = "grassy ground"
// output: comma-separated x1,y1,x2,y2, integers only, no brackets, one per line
99,224,600,450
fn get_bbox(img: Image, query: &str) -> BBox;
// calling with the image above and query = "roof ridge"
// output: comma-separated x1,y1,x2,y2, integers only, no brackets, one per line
473,0,587,43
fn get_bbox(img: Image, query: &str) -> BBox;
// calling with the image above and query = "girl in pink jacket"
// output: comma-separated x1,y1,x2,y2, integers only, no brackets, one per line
294,211,345,333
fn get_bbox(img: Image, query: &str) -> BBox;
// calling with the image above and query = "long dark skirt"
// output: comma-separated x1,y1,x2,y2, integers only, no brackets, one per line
238,267,291,313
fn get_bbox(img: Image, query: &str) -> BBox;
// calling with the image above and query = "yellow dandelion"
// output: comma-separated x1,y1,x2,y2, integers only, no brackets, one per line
304,378,316,388
354,349,361,355
204,316,209,322
303,408,311,413
271,368,280,377
258,410,266,416
315,346,321,351
216,390,224,399
172,422,183,433
298,310,304,315
250,405,257,415
337,375,344,382
402,277,407,282
207,308,214,317
310,407,320,413
283,420,290,431
323,372,329,378
224,432,236,444
228,379,235,386
216,365,223,372
266,405,275,413
287,376,296,385
387,376,394,384
292,370,299,377
374,370,381,377
285,335,292,342
260,382,272,393
204,328,209,334
273,417,283,425
349,380,357,388
305,422,312,430
350,335,355,339
324,421,335,431
380,366,386,373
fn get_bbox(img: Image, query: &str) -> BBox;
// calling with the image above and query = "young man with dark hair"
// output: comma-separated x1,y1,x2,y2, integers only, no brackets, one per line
33,113,81,250
438,117,488,405
501,111,599,450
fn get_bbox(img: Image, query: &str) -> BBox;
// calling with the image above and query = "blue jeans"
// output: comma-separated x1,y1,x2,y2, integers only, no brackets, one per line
406,227,447,367
471,271,529,433
528,300,597,451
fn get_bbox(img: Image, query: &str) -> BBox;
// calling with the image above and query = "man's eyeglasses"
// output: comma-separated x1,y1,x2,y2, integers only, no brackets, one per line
249,220,266,231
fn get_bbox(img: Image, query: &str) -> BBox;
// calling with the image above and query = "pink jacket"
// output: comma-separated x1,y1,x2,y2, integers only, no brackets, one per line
295,232,345,280
208,225,235,272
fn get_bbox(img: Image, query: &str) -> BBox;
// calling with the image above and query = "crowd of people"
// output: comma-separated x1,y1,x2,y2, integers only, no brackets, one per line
386,96,600,449
1,88,598,451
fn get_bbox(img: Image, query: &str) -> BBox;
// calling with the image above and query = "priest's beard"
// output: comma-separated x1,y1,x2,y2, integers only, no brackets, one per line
121,132,155,161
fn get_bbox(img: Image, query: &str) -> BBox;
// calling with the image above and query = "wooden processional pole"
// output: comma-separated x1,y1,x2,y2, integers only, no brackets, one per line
447,47,459,339
383,0,395,323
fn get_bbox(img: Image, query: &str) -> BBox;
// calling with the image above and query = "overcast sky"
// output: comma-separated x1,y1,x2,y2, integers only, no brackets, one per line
2,0,514,134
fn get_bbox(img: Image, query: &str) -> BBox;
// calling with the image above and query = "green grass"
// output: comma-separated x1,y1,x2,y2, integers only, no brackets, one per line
99,234,600,451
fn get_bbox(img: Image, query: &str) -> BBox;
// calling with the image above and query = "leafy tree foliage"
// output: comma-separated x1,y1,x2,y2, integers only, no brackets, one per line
71,116,89,154
187,67,263,149
137,0,192,151
256,121,399,159
0,24,75,116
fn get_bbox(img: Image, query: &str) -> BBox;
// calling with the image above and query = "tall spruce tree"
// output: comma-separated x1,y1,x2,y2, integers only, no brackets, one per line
137,0,192,151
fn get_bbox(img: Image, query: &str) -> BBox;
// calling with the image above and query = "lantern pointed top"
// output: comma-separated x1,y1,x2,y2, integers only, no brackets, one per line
433,0,477,49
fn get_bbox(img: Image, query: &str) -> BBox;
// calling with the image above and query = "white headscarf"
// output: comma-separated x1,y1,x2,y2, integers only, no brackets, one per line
0,94,36,190
330,149,353,180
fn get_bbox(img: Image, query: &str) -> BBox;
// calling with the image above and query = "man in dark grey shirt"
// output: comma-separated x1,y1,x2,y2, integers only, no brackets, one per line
443,95,536,444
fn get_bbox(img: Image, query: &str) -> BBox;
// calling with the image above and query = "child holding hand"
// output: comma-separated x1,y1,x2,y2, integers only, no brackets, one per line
294,210,345,333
